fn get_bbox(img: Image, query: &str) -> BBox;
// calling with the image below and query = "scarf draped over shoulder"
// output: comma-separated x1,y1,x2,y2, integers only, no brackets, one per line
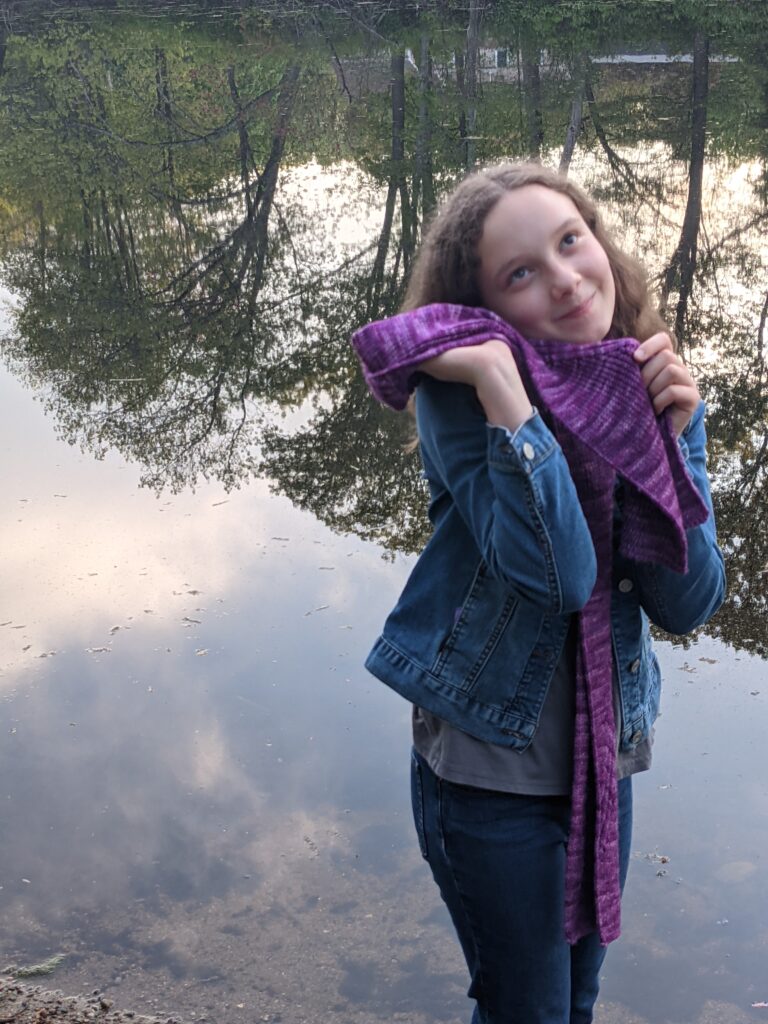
351,302,709,945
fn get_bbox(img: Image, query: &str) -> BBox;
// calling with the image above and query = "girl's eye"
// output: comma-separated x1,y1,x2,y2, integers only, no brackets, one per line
508,266,530,284
561,232,578,248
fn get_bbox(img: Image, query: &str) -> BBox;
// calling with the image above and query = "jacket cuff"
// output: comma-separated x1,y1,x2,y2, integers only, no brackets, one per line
486,409,557,472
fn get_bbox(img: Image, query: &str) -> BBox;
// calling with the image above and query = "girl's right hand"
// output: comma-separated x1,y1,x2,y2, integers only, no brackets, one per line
418,340,534,432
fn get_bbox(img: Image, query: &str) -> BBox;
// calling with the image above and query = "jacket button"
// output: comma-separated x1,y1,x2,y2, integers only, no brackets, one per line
629,658,641,673
630,730,643,744
618,578,634,593
523,442,535,460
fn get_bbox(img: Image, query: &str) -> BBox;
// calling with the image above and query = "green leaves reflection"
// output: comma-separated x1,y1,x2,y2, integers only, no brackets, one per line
1,1,767,654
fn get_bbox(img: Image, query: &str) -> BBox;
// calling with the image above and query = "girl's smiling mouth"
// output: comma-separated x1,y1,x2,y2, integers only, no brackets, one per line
556,293,596,321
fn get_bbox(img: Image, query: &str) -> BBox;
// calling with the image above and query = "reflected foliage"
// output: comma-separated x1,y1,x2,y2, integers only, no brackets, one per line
1,0,767,653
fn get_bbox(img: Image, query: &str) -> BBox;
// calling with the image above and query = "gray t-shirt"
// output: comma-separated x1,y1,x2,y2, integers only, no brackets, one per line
412,622,652,795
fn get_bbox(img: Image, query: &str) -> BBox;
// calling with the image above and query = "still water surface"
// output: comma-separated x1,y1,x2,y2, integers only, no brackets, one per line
0,3,767,1022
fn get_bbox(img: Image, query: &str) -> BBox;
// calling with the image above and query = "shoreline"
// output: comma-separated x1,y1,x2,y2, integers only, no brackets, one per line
0,978,187,1024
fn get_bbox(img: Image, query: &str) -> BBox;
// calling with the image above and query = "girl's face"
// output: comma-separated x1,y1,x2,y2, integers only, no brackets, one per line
476,184,616,344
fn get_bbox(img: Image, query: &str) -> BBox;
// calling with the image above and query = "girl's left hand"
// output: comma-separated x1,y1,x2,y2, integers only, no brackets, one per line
633,332,700,436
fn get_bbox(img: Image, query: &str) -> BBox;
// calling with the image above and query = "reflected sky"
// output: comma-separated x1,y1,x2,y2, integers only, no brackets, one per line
1,359,766,1024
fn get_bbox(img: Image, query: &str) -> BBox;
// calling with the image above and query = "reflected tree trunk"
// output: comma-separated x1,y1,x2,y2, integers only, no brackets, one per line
228,65,256,217
521,36,543,159
367,52,408,313
758,290,768,370
462,0,483,170
584,72,648,200
247,64,300,301
0,19,6,76
415,30,436,220
36,200,47,294
559,57,586,175
661,31,709,344
155,47,191,244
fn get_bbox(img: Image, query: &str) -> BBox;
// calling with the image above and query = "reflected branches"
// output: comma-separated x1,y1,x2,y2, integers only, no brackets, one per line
1,0,767,654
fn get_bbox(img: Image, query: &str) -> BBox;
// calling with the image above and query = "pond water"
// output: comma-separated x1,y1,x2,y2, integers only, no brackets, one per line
0,3,766,1023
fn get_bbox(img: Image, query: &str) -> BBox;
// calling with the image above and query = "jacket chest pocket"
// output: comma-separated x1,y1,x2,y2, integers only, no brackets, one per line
431,562,520,693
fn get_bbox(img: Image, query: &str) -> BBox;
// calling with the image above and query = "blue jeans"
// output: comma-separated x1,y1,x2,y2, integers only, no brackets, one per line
410,750,633,1024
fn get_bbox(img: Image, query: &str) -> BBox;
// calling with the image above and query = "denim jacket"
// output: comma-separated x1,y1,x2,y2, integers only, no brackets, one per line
365,378,726,754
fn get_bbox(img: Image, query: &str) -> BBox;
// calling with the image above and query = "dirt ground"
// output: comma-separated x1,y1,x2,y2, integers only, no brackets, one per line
0,978,186,1024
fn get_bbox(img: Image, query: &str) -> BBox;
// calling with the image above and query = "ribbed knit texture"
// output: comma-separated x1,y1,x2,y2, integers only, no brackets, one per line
352,303,709,945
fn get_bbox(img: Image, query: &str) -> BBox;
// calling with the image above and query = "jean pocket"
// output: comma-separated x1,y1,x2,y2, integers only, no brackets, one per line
410,750,429,860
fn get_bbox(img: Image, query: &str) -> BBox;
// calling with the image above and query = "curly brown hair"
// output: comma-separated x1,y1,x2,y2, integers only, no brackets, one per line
402,162,668,342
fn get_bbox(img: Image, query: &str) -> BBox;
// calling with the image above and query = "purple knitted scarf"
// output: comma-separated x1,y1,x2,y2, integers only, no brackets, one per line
351,303,709,945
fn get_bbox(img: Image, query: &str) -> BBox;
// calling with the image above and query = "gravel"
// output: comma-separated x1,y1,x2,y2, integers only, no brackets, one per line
0,978,187,1024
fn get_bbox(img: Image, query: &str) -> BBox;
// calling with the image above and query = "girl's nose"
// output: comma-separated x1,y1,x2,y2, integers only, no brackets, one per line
550,262,581,299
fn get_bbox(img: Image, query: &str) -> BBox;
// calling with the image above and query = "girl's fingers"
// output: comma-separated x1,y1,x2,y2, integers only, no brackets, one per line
633,332,675,362
634,334,699,435
651,383,698,415
417,339,512,384
637,347,682,383
642,356,692,397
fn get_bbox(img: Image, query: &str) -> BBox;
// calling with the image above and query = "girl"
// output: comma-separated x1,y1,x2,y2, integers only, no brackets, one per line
351,163,725,1024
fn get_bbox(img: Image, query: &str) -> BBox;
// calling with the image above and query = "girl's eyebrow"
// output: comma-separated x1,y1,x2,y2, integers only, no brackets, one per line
493,216,583,283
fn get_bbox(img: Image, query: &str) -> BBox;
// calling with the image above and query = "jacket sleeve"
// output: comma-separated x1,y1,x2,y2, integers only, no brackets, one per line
416,377,597,615
632,401,726,634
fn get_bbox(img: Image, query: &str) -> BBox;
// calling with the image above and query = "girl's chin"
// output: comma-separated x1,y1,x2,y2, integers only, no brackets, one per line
546,328,609,345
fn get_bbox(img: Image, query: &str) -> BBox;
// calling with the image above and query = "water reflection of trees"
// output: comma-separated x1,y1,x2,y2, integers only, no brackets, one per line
1,0,767,654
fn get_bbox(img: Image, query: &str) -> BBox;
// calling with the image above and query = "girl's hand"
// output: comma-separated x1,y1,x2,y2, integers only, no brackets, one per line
633,332,700,436
418,338,511,386
418,340,534,431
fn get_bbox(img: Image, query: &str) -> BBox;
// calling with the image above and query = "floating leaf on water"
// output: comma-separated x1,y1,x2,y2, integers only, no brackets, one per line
698,657,717,663
304,605,330,616
195,649,209,657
